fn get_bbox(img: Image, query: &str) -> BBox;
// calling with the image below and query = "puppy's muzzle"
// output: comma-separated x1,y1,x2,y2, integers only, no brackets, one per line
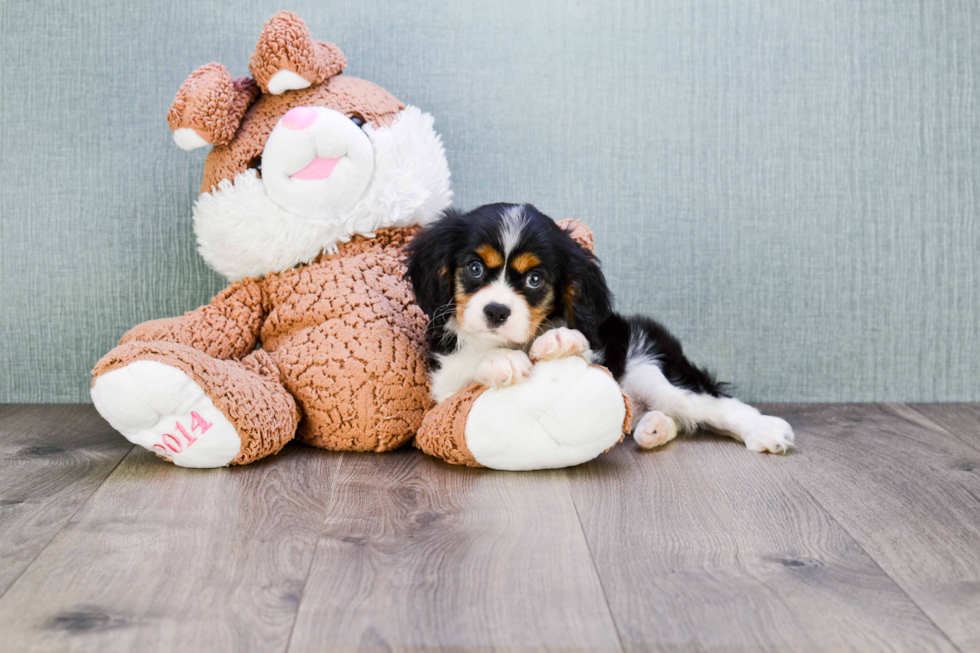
484,302,511,328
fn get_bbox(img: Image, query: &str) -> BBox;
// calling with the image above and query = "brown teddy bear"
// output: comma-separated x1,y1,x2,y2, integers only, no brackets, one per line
91,12,631,469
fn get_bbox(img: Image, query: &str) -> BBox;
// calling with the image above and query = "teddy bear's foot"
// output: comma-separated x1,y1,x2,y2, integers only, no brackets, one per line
92,342,300,467
91,361,242,468
417,357,631,470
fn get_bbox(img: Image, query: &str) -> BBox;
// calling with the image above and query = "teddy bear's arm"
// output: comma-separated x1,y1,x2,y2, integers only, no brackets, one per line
118,278,267,360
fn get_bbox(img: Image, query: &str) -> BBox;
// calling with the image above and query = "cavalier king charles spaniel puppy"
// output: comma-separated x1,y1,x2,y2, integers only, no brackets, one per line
406,203,794,453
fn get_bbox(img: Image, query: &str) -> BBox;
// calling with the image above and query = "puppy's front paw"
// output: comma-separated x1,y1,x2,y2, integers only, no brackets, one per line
530,327,590,362
743,415,795,454
476,350,533,388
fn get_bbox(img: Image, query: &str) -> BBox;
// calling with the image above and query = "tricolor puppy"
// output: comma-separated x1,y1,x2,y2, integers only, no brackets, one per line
406,203,795,453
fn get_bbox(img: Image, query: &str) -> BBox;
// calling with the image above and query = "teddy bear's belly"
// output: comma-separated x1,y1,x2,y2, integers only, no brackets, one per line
257,252,433,451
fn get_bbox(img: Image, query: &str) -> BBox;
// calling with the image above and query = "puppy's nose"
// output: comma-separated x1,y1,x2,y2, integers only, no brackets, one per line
484,303,511,327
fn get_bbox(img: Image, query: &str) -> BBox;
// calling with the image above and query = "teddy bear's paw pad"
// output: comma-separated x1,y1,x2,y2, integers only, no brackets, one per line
173,128,210,151
633,410,678,449
91,361,241,468
266,70,311,95
529,327,590,362
464,357,626,470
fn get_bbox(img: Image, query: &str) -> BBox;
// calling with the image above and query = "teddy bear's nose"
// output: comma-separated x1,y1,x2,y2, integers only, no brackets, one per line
281,106,318,131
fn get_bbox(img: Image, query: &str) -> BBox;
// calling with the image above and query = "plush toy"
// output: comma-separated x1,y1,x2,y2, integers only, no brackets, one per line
90,12,631,470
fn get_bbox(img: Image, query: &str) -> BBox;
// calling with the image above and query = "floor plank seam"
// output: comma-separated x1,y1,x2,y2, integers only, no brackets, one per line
563,471,628,653
904,404,980,454
282,450,345,653
0,443,135,604
790,464,965,653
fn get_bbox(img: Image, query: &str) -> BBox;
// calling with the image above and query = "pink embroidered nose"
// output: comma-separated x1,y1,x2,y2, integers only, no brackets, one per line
281,106,317,131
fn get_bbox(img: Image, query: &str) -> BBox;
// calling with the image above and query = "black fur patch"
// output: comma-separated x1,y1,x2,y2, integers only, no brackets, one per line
620,315,727,397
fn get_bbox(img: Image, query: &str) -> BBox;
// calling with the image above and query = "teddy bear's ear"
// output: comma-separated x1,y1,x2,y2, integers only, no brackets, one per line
556,219,596,252
249,12,346,95
167,63,260,151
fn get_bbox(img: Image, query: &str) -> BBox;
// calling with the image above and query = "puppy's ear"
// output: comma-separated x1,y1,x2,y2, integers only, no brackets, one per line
560,228,613,346
405,210,464,318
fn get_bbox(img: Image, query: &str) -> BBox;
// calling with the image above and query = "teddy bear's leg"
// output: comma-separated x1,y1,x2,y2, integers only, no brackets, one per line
416,357,632,470
91,342,299,468
286,318,433,453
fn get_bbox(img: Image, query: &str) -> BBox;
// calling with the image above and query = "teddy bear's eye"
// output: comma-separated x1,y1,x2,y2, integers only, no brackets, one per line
350,116,365,128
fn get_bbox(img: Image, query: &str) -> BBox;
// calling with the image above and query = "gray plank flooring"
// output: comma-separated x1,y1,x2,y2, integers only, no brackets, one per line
0,403,977,652
287,450,621,652
773,403,980,653
566,436,957,653
0,424,341,653
0,405,132,596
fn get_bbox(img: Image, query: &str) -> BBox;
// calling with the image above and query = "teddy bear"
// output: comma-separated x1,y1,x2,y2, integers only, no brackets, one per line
90,12,631,470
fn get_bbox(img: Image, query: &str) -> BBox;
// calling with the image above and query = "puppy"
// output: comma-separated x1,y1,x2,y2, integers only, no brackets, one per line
405,203,794,453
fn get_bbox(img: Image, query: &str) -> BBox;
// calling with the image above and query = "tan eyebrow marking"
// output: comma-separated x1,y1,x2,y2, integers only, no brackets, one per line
511,252,541,274
563,285,577,324
454,271,474,322
455,291,473,322
476,244,504,268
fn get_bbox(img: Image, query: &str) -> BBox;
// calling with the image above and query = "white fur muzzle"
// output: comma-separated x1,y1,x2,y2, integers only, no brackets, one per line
192,106,452,280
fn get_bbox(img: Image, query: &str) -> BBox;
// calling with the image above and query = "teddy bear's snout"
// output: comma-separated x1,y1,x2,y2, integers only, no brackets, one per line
259,105,376,221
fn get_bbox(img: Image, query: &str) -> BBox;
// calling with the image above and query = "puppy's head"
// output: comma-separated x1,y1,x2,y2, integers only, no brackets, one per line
406,203,612,346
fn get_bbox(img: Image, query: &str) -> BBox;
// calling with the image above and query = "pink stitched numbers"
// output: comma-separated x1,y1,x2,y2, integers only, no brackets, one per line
151,411,213,458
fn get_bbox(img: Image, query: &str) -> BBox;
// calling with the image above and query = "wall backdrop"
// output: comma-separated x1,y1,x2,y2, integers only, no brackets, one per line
2,0,978,402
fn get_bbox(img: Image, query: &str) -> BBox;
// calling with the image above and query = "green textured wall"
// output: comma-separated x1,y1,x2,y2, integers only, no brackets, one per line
1,0,977,402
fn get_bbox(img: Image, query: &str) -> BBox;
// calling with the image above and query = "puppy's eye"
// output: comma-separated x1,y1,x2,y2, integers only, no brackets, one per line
466,261,485,278
350,116,365,128
525,272,543,289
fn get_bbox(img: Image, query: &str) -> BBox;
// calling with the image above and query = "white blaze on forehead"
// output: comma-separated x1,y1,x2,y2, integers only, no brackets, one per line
499,204,528,257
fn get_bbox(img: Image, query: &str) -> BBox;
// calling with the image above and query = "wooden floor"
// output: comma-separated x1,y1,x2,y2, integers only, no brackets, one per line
0,404,978,652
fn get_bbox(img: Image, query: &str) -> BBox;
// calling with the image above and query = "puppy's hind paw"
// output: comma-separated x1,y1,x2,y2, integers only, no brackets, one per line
633,410,678,449
475,350,533,388
530,327,590,362
743,415,795,454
